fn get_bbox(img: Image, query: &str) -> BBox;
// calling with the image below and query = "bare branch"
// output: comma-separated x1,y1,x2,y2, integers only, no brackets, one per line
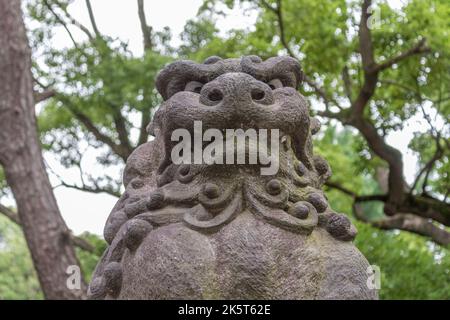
42,0,79,47
112,111,134,158
70,233,95,252
55,181,121,198
137,0,153,50
0,202,20,224
67,106,130,161
46,158,121,198
136,0,153,144
34,89,56,103
48,0,94,41
410,138,443,194
325,181,387,202
342,65,353,102
353,203,450,246
85,0,101,38
304,76,330,106
325,181,356,197
273,0,295,57
400,194,450,227
359,0,376,71
373,214,450,246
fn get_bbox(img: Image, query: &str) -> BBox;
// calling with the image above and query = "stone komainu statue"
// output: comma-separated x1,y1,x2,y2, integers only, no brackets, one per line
88,56,378,300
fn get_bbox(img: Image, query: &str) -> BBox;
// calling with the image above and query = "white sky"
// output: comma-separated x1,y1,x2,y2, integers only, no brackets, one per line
22,0,434,236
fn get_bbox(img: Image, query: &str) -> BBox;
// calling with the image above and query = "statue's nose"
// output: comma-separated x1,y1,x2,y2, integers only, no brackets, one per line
199,72,274,108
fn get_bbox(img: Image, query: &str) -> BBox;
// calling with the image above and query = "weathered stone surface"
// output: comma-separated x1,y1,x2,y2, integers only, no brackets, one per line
89,56,378,300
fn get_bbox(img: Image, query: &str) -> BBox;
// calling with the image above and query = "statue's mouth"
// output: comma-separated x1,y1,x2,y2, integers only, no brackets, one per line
162,126,299,178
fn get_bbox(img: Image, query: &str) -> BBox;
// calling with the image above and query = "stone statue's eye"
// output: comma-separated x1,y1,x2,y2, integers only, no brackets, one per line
268,79,283,90
184,81,204,94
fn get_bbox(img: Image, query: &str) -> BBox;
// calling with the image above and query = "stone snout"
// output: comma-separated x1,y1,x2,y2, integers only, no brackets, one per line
170,121,281,176
153,72,309,134
151,71,311,177
198,72,275,113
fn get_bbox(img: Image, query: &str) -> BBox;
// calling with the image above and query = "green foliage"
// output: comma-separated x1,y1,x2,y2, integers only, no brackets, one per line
0,215,105,299
319,130,450,299
0,215,42,299
38,40,171,141
355,222,450,300
0,167,8,197
409,132,449,196
76,232,107,283
316,126,385,220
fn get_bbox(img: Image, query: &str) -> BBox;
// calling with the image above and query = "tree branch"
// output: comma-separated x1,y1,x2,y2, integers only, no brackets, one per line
342,65,353,102
325,181,356,197
352,0,377,117
85,0,101,38
55,180,121,198
34,89,56,103
45,153,122,198
410,136,443,194
350,117,405,213
261,0,342,111
137,0,153,51
0,202,20,224
325,181,387,202
273,0,294,58
304,75,342,111
0,202,95,252
136,0,153,145
400,194,450,227
372,38,431,73
49,0,94,41
68,106,130,161
112,111,134,158
42,0,79,48
260,0,277,14
344,0,414,213
353,202,450,246
373,213,450,246
329,178,450,228
359,0,376,71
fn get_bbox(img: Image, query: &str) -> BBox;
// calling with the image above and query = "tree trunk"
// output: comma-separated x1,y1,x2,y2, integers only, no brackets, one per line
0,0,86,299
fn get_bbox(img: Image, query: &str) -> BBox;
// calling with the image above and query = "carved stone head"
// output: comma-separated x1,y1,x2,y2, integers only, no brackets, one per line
88,56,377,300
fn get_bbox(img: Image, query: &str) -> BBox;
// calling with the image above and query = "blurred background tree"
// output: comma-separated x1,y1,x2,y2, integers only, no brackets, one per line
0,0,448,299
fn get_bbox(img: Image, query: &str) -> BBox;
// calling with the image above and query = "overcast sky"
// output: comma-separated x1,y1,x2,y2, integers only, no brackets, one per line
21,0,436,236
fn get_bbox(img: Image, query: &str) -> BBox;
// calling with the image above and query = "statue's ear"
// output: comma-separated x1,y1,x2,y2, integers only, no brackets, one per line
155,60,210,100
